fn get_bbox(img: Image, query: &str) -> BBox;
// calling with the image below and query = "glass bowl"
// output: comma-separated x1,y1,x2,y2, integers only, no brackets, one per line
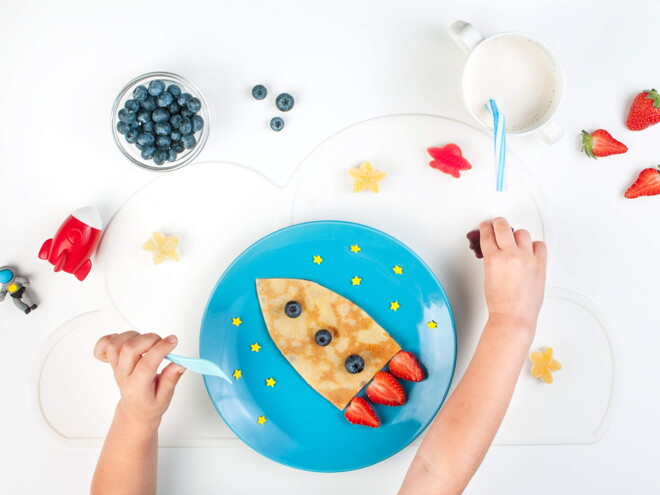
111,71,210,172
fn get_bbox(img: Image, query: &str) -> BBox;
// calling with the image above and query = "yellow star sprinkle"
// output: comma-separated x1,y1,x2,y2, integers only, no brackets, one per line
427,320,438,329
142,232,180,265
351,276,362,286
348,161,387,193
530,347,562,384
232,317,242,327
257,415,267,425
313,255,323,265
390,301,400,311
392,265,403,275
250,343,262,352
232,369,242,380
350,244,361,253
265,377,276,387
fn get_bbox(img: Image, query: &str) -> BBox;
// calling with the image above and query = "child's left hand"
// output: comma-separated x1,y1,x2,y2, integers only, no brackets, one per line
94,331,185,427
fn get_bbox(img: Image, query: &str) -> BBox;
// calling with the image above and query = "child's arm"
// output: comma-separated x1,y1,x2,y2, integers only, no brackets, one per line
91,332,186,495
399,218,547,495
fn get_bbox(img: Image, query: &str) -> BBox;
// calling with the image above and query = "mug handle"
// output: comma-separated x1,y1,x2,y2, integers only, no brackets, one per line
537,119,564,144
448,20,484,54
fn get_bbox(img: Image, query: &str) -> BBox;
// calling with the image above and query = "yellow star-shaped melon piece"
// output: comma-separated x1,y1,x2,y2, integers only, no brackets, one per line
390,301,400,311
348,161,386,193
250,343,262,352
350,244,361,253
257,415,267,425
232,369,242,380
427,320,438,329
232,317,242,327
313,255,323,265
392,265,403,275
351,276,362,286
265,377,276,387
530,347,562,384
142,232,180,265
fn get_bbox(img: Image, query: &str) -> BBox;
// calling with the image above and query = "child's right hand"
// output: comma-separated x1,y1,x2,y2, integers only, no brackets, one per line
480,218,547,332
93,331,185,426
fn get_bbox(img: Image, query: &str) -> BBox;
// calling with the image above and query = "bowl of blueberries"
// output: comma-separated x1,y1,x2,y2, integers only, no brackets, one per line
112,71,209,172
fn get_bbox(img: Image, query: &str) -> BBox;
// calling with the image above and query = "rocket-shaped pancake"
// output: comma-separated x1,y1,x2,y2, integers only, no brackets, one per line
256,278,401,410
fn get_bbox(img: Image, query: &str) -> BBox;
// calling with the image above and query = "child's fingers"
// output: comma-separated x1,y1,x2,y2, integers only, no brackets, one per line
103,331,140,366
479,220,499,257
514,229,533,251
492,217,515,249
93,333,118,363
116,333,162,377
155,362,186,404
533,241,548,265
132,335,179,384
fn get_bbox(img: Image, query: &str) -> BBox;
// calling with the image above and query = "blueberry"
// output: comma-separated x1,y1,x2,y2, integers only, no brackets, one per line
118,108,136,123
142,121,155,134
141,145,156,160
140,96,157,111
170,129,182,141
179,117,192,135
172,142,185,153
314,329,332,346
156,92,173,107
251,84,267,100
137,109,152,124
156,136,171,148
133,85,148,102
270,117,284,132
116,121,130,135
137,132,155,146
181,108,195,119
344,354,365,374
177,93,192,107
167,149,178,162
284,300,302,318
155,121,172,136
182,134,197,149
125,128,139,144
170,114,183,129
135,142,145,151
124,99,140,112
192,115,204,132
152,108,170,123
167,101,180,115
187,97,201,113
167,84,182,97
153,148,168,165
275,93,294,112
148,79,165,96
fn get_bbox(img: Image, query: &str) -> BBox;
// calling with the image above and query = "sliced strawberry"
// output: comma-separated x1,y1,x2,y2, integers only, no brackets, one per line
626,89,660,131
366,371,406,406
581,130,628,159
344,397,380,428
389,351,425,382
624,166,660,199
427,144,472,178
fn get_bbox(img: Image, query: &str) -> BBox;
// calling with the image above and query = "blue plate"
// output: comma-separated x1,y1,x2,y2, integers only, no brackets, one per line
200,221,456,472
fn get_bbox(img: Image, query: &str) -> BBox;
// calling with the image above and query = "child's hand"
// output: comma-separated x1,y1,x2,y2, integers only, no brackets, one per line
480,218,547,331
94,331,185,426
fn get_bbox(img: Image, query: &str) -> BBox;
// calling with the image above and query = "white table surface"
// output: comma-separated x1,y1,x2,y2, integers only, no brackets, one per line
1,0,659,493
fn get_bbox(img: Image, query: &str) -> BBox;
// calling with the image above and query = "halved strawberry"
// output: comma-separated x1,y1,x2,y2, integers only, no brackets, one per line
624,166,660,199
345,397,380,428
389,351,425,382
366,371,406,406
581,130,628,159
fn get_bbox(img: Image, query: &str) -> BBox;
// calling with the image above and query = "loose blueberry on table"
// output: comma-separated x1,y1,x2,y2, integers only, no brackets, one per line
252,84,267,100
270,116,284,132
117,78,204,166
275,92,294,112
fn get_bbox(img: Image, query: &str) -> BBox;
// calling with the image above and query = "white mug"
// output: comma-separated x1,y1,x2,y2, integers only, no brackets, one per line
449,20,565,144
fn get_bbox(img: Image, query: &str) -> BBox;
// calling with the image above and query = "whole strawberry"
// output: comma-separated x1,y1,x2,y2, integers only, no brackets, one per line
581,129,628,159
624,166,660,199
626,89,660,131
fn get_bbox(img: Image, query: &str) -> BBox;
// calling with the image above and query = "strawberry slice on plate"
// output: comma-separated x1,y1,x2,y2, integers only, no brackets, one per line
625,166,660,199
427,143,472,178
345,397,380,428
389,351,425,382
626,89,660,131
581,129,628,159
366,371,406,406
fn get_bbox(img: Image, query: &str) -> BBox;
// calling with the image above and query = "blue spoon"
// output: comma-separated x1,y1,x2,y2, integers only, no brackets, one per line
165,354,232,383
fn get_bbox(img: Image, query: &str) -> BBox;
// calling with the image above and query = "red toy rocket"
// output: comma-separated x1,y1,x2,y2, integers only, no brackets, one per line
38,207,103,281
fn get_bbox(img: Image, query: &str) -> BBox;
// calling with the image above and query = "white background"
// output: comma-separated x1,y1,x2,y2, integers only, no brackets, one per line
1,0,659,493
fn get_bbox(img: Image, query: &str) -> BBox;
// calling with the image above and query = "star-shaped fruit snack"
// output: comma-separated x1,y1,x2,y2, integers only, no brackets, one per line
348,161,386,193
142,232,180,264
530,347,562,384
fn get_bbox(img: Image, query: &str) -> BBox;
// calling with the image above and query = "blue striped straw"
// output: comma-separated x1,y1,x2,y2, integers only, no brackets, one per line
486,99,507,191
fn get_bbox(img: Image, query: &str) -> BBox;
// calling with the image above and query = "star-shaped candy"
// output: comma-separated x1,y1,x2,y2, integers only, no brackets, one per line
427,320,438,329
350,244,361,253
142,232,180,264
392,265,403,275
530,347,562,384
265,377,276,387
232,317,242,327
250,343,262,352
351,276,362,286
390,301,400,311
232,369,242,380
257,415,267,425
313,255,323,265
348,161,386,193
